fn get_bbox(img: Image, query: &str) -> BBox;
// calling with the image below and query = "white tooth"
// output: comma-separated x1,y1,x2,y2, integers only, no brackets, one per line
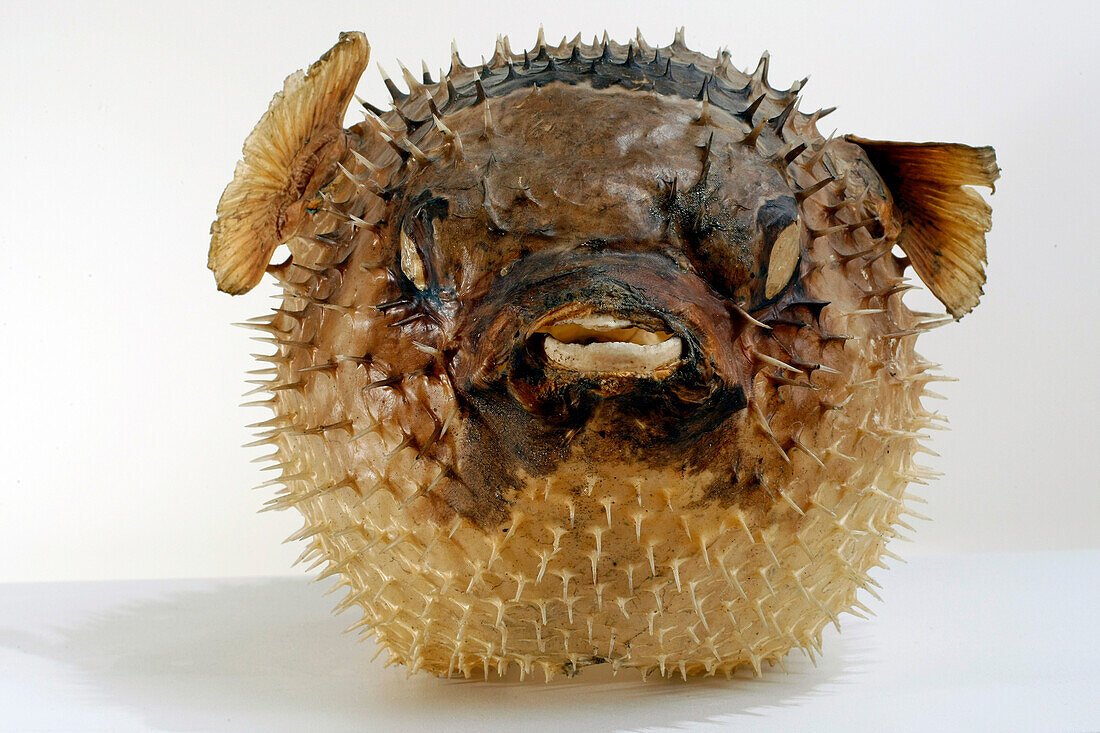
543,336,682,374
544,315,674,346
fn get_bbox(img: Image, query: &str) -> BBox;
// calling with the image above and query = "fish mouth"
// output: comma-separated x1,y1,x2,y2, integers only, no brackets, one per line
535,314,683,376
456,248,747,433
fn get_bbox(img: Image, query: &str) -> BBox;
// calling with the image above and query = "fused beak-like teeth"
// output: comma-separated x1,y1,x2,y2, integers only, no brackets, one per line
539,315,682,375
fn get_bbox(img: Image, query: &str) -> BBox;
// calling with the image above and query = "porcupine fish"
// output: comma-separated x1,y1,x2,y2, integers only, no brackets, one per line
208,30,997,680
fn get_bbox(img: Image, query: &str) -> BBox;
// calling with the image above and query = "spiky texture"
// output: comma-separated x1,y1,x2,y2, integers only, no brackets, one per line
212,29,995,681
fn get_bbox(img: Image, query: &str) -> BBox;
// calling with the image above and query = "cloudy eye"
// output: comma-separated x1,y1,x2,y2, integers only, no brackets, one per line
400,228,428,291
764,220,801,299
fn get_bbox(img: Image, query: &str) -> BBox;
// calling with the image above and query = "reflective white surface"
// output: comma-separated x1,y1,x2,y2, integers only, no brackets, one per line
3,551,1096,732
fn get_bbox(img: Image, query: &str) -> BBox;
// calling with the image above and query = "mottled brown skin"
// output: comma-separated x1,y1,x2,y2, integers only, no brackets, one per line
344,83,814,519
212,32,996,680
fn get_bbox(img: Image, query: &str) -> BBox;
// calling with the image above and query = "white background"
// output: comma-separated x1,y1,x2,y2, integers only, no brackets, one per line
1,3,1096,584
2,2,1097,730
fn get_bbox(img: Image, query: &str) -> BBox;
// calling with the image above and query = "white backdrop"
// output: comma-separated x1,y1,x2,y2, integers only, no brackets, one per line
2,0,1096,583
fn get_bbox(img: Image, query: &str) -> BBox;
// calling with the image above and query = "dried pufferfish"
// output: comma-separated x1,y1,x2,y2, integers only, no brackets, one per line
209,30,997,680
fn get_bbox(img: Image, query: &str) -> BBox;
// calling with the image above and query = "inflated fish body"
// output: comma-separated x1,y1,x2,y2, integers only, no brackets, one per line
210,31,996,680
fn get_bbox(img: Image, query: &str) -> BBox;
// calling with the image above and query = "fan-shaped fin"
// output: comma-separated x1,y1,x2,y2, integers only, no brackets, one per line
209,32,370,294
847,136,999,319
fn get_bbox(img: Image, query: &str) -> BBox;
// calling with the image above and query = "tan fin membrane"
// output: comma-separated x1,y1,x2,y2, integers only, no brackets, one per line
846,136,999,318
208,32,370,294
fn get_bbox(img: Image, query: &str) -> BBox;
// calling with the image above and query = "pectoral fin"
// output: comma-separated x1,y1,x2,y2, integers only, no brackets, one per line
209,32,369,294
846,136,999,319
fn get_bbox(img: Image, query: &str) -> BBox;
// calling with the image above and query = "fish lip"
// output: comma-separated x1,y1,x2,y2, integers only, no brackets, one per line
505,302,715,415
527,307,684,378
526,305,675,338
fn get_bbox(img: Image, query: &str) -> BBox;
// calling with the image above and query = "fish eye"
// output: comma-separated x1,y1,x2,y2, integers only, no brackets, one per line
764,219,801,299
400,228,428,291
